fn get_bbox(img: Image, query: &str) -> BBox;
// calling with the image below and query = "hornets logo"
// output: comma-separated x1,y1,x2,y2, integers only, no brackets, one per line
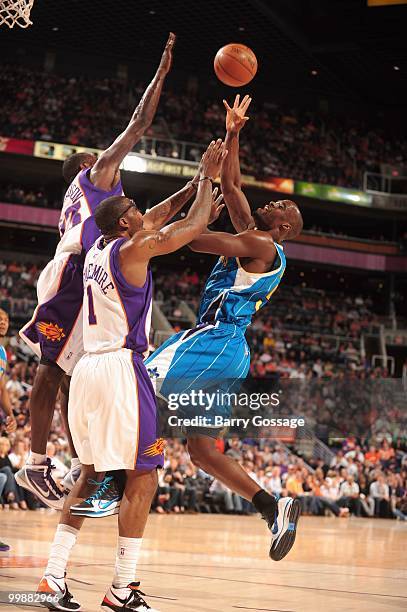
143,438,166,457
36,322,66,342
147,366,159,379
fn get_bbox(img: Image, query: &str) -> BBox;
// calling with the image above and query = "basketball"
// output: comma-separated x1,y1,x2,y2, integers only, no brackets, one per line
214,43,258,87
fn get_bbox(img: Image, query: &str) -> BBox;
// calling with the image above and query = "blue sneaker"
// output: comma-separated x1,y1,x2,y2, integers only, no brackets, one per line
70,476,121,518
264,497,301,561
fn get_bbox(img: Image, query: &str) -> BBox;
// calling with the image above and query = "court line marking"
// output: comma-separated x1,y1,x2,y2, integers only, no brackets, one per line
233,608,295,612
136,563,407,581
69,577,93,585
137,568,407,600
69,560,407,583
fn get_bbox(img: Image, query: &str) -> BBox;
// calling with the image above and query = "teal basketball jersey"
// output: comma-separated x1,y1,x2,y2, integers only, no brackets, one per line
197,242,286,331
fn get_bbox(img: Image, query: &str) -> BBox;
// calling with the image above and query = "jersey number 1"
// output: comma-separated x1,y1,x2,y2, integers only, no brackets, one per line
87,286,97,325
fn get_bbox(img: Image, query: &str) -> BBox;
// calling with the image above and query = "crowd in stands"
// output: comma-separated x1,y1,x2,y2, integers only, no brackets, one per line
0,260,39,322
0,255,405,519
1,64,407,189
0,184,57,209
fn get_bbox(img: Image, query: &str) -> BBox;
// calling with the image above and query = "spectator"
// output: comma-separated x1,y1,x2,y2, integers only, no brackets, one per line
369,474,392,518
338,475,363,516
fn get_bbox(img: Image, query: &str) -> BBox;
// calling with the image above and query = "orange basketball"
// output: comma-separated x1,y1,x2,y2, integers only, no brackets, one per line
214,43,258,87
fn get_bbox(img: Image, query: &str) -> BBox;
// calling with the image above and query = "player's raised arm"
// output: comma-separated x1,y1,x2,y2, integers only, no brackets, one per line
123,141,227,263
90,32,176,191
189,228,276,262
142,172,201,230
221,94,255,233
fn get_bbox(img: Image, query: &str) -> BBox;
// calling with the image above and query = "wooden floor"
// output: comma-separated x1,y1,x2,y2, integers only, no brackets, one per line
0,511,406,611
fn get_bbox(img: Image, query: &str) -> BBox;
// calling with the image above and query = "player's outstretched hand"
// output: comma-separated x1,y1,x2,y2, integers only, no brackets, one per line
158,32,176,76
201,139,228,180
208,187,225,224
223,94,252,133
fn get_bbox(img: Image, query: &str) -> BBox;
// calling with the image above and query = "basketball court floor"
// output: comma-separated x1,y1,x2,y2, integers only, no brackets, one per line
1,512,406,611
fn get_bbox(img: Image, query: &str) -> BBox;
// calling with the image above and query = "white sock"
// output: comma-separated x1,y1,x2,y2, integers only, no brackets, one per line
28,452,47,465
112,536,142,588
70,457,81,469
45,524,78,578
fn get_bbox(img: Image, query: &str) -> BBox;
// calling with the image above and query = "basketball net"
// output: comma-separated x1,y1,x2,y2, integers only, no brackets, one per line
0,0,34,28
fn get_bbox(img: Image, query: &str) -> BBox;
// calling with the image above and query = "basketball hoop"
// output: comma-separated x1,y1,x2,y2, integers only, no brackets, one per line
0,0,35,28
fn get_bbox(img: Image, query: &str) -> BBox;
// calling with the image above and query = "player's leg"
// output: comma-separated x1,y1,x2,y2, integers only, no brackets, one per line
187,434,262,499
101,468,160,612
59,375,82,494
38,357,105,611
15,361,66,509
187,433,300,561
38,463,105,611
17,254,85,509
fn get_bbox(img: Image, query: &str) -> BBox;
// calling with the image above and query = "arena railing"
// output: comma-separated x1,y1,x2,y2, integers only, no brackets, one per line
364,171,407,211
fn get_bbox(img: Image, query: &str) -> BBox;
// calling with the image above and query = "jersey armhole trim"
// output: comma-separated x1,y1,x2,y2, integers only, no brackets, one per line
235,247,283,277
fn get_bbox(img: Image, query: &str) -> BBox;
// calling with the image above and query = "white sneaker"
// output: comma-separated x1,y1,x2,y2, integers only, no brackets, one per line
268,497,301,561
37,574,82,610
101,582,159,611
61,465,81,493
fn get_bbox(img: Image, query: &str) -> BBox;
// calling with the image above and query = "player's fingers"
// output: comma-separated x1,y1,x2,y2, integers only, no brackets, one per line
240,94,250,108
212,187,219,200
215,203,225,218
216,142,226,161
206,140,216,153
214,139,223,154
221,148,228,160
243,116,250,121
223,99,232,112
215,193,223,206
242,97,252,114
167,32,176,45
234,94,240,108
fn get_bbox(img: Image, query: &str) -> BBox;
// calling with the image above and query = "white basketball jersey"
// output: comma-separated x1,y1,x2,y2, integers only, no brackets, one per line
83,237,153,356
56,169,123,256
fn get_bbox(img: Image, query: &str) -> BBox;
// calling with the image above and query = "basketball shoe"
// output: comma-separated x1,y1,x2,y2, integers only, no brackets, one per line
264,496,301,561
70,475,121,518
0,541,10,553
101,582,159,611
61,465,81,493
37,574,81,611
15,459,65,510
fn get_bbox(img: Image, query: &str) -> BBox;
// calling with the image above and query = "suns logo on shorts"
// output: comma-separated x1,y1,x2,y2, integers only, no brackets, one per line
36,322,66,342
143,438,166,457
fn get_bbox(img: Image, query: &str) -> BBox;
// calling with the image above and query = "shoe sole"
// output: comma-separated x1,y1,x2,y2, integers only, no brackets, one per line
15,470,65,511
40,601,82,611
70,506,120,518
269,498,301,561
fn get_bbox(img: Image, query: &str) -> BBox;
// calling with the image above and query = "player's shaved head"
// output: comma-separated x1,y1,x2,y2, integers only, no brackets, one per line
284,203,303,239
62,152,97,184
254,200,303,241
95,195,141,236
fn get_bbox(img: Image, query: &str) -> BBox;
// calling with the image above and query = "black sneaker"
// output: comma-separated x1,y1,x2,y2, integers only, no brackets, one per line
101,582,159,611
262,496,301,561
70,475,121,518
